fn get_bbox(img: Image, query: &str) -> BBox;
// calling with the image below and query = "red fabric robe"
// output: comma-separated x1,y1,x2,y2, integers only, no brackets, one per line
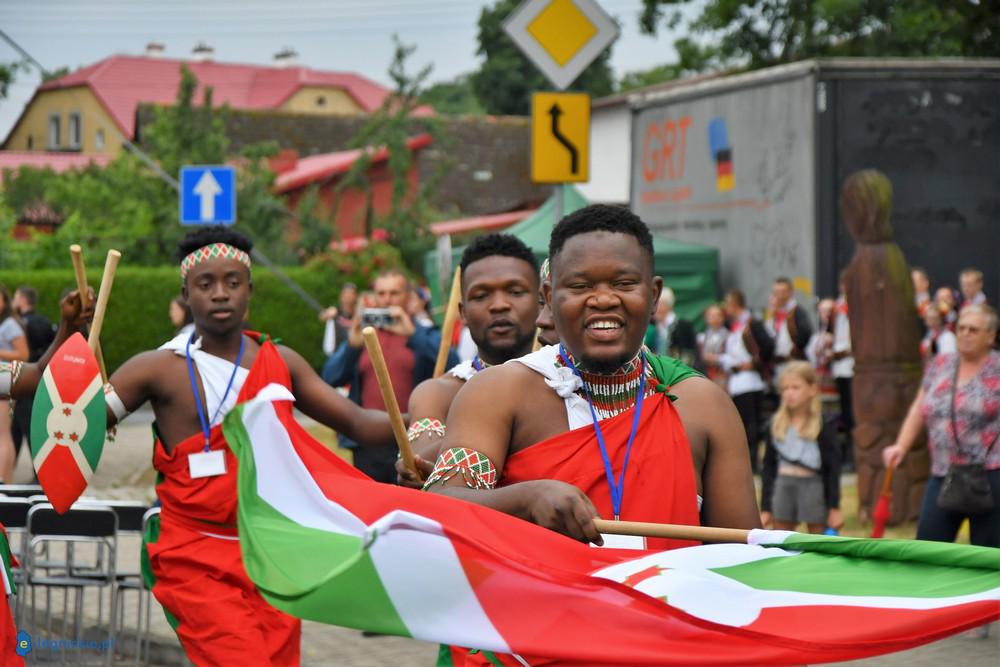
445,391,701,666
144,333,301,666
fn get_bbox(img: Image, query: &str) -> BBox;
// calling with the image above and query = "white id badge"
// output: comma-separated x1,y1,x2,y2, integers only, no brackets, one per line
592,533,647,550
188,450,227,479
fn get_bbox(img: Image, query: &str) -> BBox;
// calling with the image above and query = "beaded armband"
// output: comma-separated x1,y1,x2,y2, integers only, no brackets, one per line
0,361,24,398
407,418,446,442
422,447,497,491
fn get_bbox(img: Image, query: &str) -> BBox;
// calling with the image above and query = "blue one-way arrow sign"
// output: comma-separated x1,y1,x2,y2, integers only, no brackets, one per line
180,165,236,225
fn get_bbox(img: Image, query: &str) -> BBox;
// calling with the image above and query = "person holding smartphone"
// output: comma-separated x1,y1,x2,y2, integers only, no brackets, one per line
322,269,457,482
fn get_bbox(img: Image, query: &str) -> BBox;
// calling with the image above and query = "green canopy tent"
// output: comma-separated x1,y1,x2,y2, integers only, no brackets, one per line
424,186,720,325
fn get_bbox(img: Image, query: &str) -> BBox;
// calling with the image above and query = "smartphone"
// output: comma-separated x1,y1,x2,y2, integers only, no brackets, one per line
361,308,394,329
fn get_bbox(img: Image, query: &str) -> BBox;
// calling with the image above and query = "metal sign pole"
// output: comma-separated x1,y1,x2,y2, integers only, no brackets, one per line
553,184,564,223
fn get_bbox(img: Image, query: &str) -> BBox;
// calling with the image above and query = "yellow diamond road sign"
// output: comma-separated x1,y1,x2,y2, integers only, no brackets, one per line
505,0,619,90
532,92,590,183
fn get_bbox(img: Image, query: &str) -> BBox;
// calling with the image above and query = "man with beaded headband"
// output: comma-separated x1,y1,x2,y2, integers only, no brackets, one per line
427,205,760,666
396,234,540,487
65,227,397,666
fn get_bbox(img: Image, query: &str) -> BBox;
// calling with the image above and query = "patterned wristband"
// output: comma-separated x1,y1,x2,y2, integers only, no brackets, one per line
0,361,24,398
407,417,446,442
422,447,497,491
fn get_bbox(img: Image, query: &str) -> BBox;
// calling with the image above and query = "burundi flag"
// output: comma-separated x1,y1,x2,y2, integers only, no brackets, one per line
30,333,106,513
224,386,1000,666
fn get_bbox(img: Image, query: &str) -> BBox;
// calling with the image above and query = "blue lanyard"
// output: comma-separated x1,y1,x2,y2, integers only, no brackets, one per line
559,343,646,520
186,333,245,452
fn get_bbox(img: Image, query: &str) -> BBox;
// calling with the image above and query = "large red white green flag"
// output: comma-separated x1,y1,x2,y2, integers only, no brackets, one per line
30,333,106,513
224,386,1000,666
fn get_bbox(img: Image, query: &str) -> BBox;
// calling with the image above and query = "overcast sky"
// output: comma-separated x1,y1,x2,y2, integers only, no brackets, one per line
0,0,691,140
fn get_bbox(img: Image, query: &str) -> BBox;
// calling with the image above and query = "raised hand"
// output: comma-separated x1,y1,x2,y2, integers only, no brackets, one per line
60,287,97,330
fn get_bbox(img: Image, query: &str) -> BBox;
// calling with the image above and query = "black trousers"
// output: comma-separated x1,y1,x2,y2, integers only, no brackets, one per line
835,376,854,467
732,390,763,472
9,397,31,457
352,444,399,485
917,472,1000,548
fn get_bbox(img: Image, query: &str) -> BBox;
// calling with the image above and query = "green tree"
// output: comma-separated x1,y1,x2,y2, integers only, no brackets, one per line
420,74,484,115
144,65,229,177
237,141,297,264
639,0,1000,72
335,36,447,275
472,0,615,115
0,61,20,99
41,66,70,83
294,186,334,259
618,63,683,93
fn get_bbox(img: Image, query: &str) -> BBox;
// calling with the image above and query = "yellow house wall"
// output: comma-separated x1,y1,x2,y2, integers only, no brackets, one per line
280,86,362,114
4,87,124,155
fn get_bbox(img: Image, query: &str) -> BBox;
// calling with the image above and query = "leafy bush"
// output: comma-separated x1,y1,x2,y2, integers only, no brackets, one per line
304,240,409,289
0,265,347,371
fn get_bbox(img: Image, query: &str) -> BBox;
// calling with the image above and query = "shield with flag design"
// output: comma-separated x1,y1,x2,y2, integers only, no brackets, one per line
30,333,106,513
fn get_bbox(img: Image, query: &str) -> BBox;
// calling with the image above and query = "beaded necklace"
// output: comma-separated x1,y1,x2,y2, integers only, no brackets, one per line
556,347,654,421
471,355,493,373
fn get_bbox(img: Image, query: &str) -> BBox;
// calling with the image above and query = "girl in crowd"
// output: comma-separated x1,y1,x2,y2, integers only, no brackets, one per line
760,361,842,534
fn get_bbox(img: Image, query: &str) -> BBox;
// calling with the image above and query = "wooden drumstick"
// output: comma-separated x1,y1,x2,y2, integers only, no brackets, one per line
70,244,108,381
87,250,121,357
433,266,462,378
592,519,750,544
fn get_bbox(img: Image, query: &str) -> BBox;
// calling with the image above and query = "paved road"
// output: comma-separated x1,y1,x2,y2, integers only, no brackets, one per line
11,408,996,665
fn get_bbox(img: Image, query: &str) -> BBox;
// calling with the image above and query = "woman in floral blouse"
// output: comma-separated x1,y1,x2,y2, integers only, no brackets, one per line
883,304,1000,548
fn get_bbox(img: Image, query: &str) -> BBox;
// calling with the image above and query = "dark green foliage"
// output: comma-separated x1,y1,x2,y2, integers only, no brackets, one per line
639,0,1000,73
472,0,615,116
0,61,20,99
304,240,409,292
0,266,348,371
294,187,334,259
143,65,229,177
617,63,685,93
40,66,70,83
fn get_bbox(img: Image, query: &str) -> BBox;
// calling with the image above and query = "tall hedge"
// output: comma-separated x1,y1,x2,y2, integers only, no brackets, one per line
0,266,344,371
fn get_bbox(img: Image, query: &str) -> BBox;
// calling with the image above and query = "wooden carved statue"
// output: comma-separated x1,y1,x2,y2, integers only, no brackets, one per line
841,170,926,524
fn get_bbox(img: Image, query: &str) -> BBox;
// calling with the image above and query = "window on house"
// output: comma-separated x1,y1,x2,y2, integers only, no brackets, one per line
48,114,61,149
316,95,326,107
95,128,105,151
26,135,33,150
68,112,82,149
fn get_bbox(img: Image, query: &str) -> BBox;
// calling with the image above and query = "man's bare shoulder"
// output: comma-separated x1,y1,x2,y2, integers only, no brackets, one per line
410,374,464,416
671,375,731,406
448,362,547,407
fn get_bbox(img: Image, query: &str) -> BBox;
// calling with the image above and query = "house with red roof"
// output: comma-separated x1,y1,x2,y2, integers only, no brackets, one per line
272,134,432,242
2,45,417,156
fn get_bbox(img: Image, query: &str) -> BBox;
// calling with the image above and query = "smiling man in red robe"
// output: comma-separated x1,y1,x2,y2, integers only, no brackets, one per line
426,205,760,664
